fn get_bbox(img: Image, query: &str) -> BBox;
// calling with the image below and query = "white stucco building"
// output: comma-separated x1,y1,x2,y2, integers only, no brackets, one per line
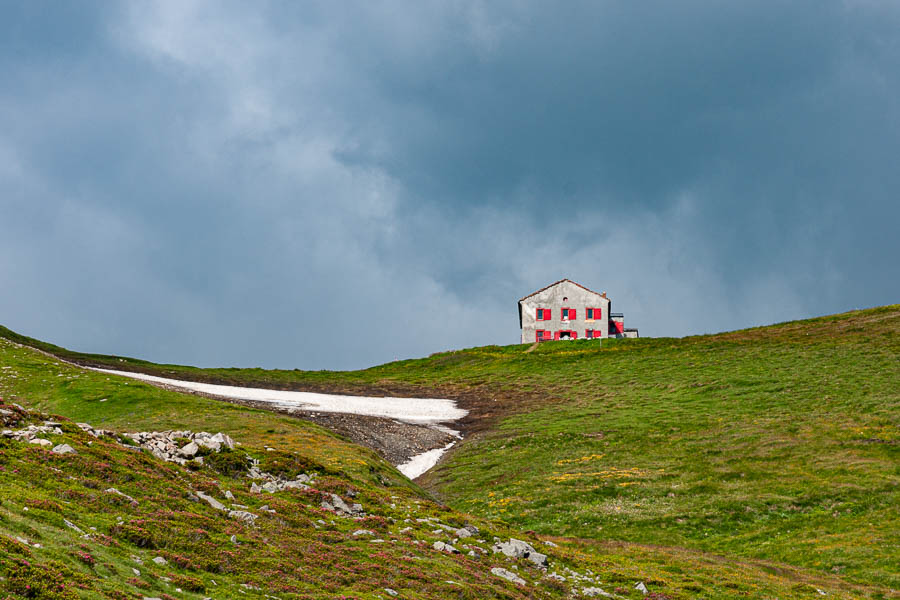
518,279,638,343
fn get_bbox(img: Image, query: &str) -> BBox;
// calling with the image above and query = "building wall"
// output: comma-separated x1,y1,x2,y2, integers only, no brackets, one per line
519,280,611,343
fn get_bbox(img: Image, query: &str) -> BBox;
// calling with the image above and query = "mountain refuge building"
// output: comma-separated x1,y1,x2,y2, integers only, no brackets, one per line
518,279,638,343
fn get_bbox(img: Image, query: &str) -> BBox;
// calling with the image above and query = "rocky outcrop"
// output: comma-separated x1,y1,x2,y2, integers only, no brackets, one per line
493,538,548,567
124,430,235,465
491,567,526,586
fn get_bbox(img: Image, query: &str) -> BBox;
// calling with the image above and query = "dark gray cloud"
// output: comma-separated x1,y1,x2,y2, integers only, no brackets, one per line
1,1,898,369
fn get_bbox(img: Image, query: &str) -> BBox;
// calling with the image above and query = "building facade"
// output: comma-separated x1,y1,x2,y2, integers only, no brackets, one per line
518,279,638,343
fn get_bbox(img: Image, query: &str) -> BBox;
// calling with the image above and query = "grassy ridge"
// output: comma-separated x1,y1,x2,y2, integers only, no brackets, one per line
2,332,883,598
2,306,898,596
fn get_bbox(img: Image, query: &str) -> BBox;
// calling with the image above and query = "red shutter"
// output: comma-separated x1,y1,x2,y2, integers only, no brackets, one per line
545,309,551,320
572,331,578,339
554,331,560,340
571,309,576,319
596,308,601,320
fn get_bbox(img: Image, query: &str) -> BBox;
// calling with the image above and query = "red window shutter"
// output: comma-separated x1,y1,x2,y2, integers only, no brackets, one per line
596,308,601,320
554,331,560,340
572,330,578,339
545,309,551,320
570,309,576,319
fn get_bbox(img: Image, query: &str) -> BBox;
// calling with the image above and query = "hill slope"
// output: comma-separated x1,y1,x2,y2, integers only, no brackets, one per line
2,306,898,597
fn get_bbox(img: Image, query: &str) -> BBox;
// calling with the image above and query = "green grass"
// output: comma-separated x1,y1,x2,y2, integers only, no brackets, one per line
2,306,898,597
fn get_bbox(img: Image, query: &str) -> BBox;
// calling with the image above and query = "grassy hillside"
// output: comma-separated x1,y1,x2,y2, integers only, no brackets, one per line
2,306,898,597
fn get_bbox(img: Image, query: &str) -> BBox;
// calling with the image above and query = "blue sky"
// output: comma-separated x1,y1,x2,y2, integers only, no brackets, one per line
2,1,898,369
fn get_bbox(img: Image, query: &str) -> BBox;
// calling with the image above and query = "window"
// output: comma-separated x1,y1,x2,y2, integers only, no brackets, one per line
586,329,594,339
536,330,549,341
536,308,551,321
557,330,577,340
586,307,602,320
561,307,576,320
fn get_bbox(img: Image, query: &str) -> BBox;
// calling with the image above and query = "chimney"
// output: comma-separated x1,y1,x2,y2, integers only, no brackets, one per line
601,292,607,298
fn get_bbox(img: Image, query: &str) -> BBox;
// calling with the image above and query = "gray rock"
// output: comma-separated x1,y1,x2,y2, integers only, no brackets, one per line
433,541,460,554
228,510,258,524
491,567,526,586
635,582,648,595
494,538,548,567
384,589,398,597
455,525,479,538
105,487,137,505
224,490,234,500
582,587,613,597
178,441,199,457
526,550,549,568
63,519,85,535
196,491,227,511
353,529,375,536
30,438,52,447
152,556,167,565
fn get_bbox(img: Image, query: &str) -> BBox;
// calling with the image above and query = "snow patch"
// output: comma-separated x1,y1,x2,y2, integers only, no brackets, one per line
92,368,467,424
91,368,467,479
397,441,456,479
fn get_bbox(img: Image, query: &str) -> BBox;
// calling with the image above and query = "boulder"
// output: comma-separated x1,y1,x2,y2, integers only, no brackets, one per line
228,510,258,524
178,441,199,457
433,541,459,554
196,491,227,511
491,567,526,586
52,443,77,455
493,538,548,567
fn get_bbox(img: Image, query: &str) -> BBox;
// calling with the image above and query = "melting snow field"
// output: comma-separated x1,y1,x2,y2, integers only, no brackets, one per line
93,368,467,478
396,441,457,479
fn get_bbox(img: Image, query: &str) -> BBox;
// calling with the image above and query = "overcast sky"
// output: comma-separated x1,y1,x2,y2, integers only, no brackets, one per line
2,1,898,370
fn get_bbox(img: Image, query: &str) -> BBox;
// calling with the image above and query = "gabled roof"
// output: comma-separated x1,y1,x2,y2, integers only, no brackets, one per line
518,278,606,302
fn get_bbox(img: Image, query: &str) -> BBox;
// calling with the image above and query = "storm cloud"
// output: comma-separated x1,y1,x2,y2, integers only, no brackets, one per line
2,1,898,369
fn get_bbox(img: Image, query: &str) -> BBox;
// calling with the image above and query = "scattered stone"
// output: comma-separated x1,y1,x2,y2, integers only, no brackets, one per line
635,582,648,595
455,524,479,538
106,487,138,505
63,519,85,535
196,491,227,511
152,556,167,565
433,541,460,554
582,587,613,597
353,529,375,537
178,441,199,457
384,589,398,597
224,490,234,500
30,438,52,447
493,538,548,567
229,510,258,524
132,568,141,576
491,567,526,586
